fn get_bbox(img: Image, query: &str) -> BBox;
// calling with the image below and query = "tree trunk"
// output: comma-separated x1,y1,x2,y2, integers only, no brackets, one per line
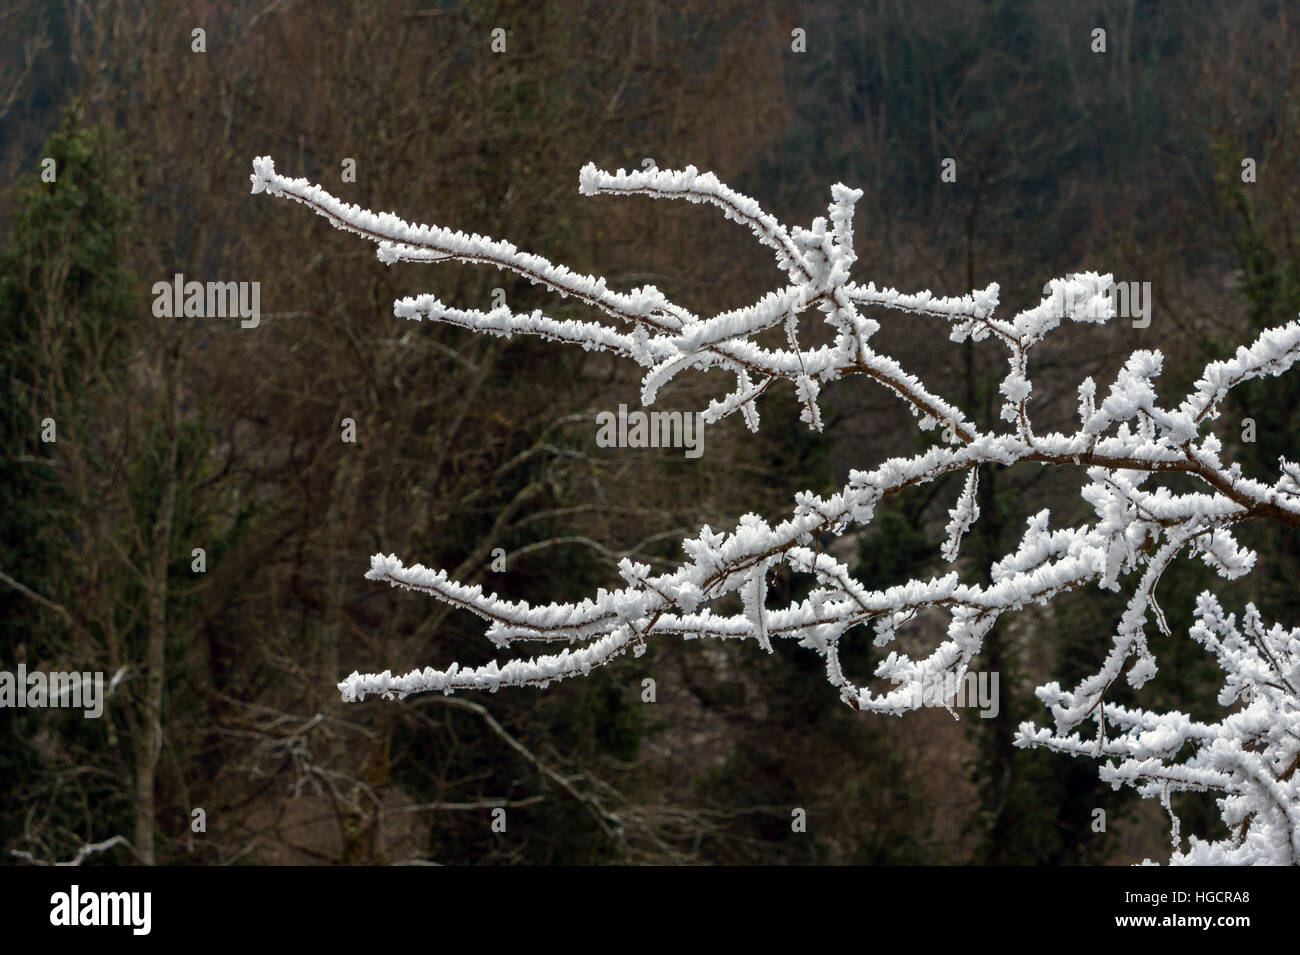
135,345,181,865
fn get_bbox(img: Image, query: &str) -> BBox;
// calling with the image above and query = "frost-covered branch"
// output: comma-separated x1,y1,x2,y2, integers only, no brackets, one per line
252,157,1300,865
10,835,134,866
1020,593,1300,864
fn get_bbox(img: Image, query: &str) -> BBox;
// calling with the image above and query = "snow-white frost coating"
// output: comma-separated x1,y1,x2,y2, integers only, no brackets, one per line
252,156,1300,865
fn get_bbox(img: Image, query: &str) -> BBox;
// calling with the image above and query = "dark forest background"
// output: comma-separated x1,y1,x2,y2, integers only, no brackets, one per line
2,0,1298,865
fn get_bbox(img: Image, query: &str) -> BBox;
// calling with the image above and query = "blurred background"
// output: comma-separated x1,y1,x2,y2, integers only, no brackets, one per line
1,0,1298,865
